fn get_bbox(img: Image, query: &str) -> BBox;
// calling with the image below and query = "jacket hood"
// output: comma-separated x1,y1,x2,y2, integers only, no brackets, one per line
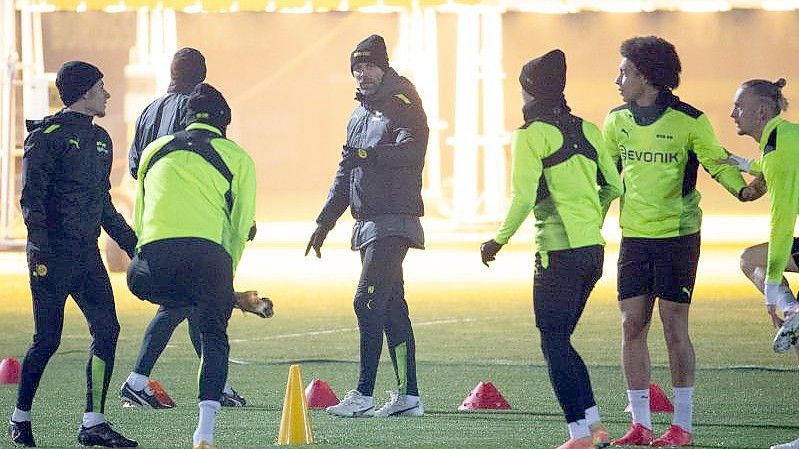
25,109,93,132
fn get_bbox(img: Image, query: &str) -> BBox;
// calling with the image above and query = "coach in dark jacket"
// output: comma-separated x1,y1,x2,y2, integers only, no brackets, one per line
306,34,428,418
128,47,206,178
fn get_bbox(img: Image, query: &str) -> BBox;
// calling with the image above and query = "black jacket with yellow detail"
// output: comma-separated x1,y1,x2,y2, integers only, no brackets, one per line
21,110,136,258
317,68,428,226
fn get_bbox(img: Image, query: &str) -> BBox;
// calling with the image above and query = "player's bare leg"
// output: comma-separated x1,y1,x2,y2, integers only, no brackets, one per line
740,243,799,359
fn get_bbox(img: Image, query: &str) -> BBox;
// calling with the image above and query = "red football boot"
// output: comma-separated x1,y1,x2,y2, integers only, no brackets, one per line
611,423,654,446
651,424,693,447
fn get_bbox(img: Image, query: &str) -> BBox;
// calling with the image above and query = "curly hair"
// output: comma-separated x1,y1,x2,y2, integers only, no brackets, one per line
741,78,789,113
620,36,681,90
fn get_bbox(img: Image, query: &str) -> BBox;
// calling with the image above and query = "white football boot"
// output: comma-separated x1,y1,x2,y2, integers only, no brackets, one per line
774,307,799,353
373,391,424,417
325,390,374,417
771,437,799,449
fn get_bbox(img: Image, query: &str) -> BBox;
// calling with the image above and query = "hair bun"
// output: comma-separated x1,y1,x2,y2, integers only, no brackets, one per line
775,78,787,88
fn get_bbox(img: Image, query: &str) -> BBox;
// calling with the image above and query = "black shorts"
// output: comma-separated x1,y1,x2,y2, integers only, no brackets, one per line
617,232,700,303
791,237,799,266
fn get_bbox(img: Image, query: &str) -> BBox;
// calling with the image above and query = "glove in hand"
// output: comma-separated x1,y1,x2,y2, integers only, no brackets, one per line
234,290,274,318
305,223,332,258
480,239,503,267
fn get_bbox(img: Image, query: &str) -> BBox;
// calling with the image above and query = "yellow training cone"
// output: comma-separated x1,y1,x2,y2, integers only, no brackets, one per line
277,364,315,445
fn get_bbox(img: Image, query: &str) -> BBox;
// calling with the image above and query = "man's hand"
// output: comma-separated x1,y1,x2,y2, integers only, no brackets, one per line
767,305,784,328
305,224,332,258
738,175,767,202
234,290,274,318
717,151,754,174
340,145,373,170
480,239,503,267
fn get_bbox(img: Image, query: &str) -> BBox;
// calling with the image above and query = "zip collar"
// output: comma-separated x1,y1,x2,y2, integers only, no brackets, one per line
759,115,784,152
186,122,223,136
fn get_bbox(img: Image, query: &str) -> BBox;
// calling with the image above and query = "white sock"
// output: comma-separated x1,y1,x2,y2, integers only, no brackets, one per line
775,284,798,314
627,389,652,430
82,412,105,428
223,383,234,395
584,405,600,427
672,387,693,432
193,400,221,445
11,408,31,423
126,372,149,391
567,419,590,440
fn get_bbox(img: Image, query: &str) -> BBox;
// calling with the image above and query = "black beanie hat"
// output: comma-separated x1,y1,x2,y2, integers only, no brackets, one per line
186,83,231,130
519,49,567,100
56,61,103,107
171,47,206,85
350,35,389,72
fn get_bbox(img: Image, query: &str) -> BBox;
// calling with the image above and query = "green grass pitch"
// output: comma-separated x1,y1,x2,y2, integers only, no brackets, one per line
0,245,797,448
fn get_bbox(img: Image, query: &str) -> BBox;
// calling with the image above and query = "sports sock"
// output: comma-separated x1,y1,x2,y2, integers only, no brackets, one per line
82,412,105,428
193,400,221,445
775,284,798,314
584,405,600,427
126,372,148,391
672,386,693,432
567,418,590,440
627,389,652,430
11,408,31,422
223,383,234,395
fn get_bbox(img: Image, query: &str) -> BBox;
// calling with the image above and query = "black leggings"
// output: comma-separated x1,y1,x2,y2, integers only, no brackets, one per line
132,305,202,377
17,246,119,414
534,245,603,423
354,236,418,397
128,238,234,402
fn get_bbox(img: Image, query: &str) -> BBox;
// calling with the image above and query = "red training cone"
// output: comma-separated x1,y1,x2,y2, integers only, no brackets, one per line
458,381,511,410
148,380,176,408
305,379,339,409
0,357,21,384
623,383,674,413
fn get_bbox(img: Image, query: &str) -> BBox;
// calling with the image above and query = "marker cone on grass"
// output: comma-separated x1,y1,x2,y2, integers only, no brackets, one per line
305,379,339,409
0,357,20,384
458,381,511,410
278,364,314,445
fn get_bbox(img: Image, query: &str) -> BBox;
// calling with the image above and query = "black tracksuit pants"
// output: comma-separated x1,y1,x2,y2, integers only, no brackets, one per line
127,238,233,402
17,245,119,414
354,236,418,397
533,245,603,423
132,305,202,376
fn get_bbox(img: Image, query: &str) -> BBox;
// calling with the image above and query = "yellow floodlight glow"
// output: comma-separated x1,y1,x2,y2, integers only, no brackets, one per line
182,1,204,11
595,0,654,13
762,0,799,10
515,1,576,13
76,0,87,10
679,0,730,11
101,1,127,11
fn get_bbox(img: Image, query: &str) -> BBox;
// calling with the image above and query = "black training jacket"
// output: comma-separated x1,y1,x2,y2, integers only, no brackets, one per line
21,110,136,257
316,69,428,226
128,82,195,178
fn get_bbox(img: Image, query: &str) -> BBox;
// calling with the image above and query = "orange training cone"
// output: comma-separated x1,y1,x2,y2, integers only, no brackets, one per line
305,379,339,409
624,383,674,413
0,357,21,384
458,381,511,410
278,364,314,445
148,380,176,408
